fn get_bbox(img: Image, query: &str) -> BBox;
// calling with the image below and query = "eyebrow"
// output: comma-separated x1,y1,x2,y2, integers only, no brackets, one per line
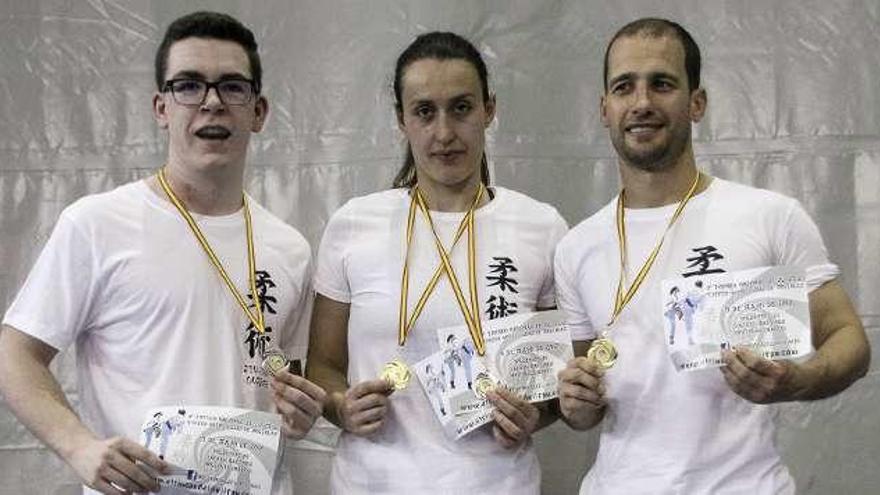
608,71,679,87
167,70,251,81
408,92,477,106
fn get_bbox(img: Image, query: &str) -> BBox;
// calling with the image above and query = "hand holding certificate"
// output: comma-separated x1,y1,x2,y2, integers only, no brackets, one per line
661,266,811,372
139,406,282,495
413,310,573,439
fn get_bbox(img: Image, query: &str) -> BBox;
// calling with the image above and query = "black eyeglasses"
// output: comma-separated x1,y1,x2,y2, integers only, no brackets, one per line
162,78,258,106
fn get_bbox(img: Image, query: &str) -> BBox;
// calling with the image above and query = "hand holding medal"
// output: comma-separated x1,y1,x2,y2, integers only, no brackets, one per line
335,380,395,436
557,354,608,430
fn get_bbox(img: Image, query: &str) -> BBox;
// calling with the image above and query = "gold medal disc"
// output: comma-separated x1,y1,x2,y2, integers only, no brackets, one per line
586,338,618,369
473,372,497,399
261,351,290,377
380,359,411,390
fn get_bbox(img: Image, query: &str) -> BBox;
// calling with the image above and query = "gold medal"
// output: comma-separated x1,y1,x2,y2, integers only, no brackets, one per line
261,350,290,377
586,338,618,369
380,359,412,390
472,371,497,399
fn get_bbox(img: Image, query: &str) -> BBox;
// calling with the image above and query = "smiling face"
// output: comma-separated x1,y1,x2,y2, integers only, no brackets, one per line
153,37,267,174
397,58,495,193
601,34,705,172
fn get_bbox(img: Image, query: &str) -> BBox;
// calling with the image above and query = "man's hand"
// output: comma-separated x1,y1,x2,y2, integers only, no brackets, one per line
271,371,327,439
721,347,797,403
335,379,394,436
69,436,167,494
557,356,606,430
487,388,540,448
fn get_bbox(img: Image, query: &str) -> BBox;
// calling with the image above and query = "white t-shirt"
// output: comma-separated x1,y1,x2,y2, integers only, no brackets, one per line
554,178,839,495
3,180,313,495
314,187,568,495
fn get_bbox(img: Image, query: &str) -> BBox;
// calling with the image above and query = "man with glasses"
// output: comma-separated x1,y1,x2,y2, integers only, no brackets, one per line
0,12,324,494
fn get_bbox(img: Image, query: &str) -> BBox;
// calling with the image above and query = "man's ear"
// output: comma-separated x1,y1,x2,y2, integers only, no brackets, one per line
600,95,609,128
689,87,707,123
153,92,169,129
251,95,269,132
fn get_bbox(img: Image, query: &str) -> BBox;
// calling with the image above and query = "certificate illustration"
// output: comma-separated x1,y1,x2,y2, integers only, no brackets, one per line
140,406,282,495
661,265,812,371
414,310,573,439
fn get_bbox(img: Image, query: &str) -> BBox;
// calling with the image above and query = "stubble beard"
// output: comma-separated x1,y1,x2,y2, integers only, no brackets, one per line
613,122,692,173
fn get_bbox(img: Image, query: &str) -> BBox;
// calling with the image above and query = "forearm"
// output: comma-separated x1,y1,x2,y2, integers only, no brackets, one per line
788,324,870,401
535,399,561,431
786,281,871,401
305,357,349,428
0,329,96,462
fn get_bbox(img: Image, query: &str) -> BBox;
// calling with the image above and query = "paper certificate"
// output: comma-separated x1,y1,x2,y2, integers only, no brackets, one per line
660,265,812,372
140,406,282,495
413,310,573,438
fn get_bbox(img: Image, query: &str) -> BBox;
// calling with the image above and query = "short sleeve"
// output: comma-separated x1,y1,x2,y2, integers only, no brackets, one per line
3,210,99,351
280,255,314,362
553,240,598,341
775,199,839,291
313,205,353,303
536,211,570,308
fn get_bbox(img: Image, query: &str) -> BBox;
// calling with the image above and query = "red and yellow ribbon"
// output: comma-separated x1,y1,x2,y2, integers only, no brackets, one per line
157,167,265,334
398,184,487,355
609,171,702,326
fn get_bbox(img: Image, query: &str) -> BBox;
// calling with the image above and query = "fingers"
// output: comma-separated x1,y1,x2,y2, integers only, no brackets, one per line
276,399,316,439
100,463,152,493
559,380,605,408
721,348,789,403
558,357,605,385
487,389,531,428
487,388,538,448
557,357,606,407
273,372,328,404
340,380,393,436
272,376,325,419
87,439,163,493
572,356,606,377
271,375,328,439
492,423,519,449
118,439,167,474
344,403,388,436
349,379,394,399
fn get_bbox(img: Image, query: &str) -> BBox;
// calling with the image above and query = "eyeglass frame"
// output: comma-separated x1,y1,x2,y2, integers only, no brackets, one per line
161,78,261,106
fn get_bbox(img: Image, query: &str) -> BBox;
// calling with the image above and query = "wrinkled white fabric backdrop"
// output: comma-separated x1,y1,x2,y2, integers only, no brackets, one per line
0,0,877,493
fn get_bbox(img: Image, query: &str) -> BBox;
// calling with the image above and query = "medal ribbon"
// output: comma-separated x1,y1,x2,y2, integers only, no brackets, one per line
398,184,487,355
157,167,265,333
609,171,701,327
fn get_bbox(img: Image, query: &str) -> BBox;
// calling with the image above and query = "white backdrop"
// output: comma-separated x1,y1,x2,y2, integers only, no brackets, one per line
0,1,877,493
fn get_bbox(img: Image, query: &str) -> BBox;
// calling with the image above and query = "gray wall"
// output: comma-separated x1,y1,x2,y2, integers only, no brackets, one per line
0,0,877,493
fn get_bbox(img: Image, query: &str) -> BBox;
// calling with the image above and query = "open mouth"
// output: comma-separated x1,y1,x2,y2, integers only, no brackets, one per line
624,122,664,135
194,125,232,140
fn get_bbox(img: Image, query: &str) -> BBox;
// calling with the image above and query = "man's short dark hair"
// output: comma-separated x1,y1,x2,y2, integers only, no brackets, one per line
154,11,262,92
603,18,701,93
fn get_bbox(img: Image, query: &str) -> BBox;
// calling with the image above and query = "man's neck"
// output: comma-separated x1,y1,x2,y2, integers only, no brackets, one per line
417,179,489,213
619,155,709,209
150,161,246,216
